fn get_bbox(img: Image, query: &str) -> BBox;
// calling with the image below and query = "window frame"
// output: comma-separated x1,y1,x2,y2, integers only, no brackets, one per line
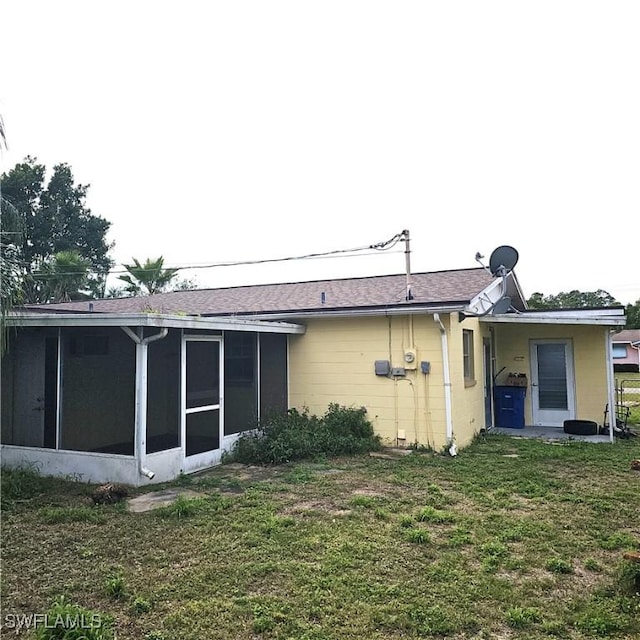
463,329,475,385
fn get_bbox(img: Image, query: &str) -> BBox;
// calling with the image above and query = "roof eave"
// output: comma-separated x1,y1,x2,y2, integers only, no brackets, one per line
224,302,471,321
6,312,306,334
480,312,626,327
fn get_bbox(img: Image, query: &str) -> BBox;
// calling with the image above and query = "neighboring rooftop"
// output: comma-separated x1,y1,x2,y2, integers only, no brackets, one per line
612,329,640,344
22,268,496,317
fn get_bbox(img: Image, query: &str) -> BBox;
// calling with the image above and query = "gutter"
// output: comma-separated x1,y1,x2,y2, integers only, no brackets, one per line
433,313,456,455
121,327,169,479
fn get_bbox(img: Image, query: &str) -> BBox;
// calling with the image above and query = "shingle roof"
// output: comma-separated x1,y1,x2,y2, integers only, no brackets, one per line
23,268,495,317
612,329,640,344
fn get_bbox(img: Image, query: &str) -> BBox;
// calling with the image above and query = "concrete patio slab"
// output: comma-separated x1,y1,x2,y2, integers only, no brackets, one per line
127,488,206,513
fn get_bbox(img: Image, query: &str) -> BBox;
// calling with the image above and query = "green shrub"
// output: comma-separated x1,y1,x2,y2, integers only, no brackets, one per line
1,466,46,510
132,597,152,614
405,527,431,544
600,532,638,550
617,559,640,594
155,496,210,519
506,606,541,628
417,506,456,523
104,573,127,600
227,404,381,464
34,596,112,640
545,558,574,574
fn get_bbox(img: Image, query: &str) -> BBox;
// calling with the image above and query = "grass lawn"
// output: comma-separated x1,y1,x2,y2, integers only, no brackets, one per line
1,434,639,639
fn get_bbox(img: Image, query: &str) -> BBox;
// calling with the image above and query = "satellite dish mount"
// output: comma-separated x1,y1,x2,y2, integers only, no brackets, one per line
468,245,519,317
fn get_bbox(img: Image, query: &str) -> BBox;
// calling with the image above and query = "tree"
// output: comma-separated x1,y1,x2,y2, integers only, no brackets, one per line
36,250,91,303
0,157,113,302
625,299,640,329
0,114,23,353
527,289,619,309
117,256,179,296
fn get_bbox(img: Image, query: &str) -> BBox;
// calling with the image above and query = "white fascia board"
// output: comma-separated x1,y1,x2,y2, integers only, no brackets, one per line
6,312,306,334
246,303,466,321
480,313,626,327
520,308,624,318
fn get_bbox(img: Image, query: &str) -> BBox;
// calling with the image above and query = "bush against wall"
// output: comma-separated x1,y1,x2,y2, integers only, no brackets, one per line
227,404,381,465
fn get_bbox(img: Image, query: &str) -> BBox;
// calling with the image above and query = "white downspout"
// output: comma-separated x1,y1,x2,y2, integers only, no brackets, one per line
605,329,616,444
434,314,456,455
121,326,169,479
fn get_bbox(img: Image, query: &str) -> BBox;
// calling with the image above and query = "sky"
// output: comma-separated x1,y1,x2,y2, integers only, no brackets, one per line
1,1,639,305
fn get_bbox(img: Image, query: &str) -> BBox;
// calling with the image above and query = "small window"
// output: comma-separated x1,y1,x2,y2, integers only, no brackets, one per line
463,329,475,382
612,344,627,359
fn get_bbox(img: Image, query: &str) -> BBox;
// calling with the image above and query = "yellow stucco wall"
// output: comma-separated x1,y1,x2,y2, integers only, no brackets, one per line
492,323,610,425
288,313,488,451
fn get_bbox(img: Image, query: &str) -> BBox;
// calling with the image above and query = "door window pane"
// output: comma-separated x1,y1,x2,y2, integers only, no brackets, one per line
186,341,219,409
537,343,568,409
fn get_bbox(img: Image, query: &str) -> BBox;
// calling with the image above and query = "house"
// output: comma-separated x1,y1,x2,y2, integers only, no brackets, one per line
1,263,626,485
612,329,640,373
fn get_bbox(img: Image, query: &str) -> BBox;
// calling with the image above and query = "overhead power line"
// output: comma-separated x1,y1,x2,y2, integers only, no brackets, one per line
15,231,408,279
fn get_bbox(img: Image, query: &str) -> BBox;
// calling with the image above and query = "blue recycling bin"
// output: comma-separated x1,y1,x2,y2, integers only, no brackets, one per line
493,386,526,428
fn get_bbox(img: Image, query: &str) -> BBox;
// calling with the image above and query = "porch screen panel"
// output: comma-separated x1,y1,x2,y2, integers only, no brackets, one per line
60,327,135,454
224,331,258,435
186,409,220,456
260,333,288,418
537,343,568,409
0,328,58,448
147,329,181,453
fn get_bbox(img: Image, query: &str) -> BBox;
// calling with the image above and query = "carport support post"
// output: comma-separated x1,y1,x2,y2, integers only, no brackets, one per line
135,337,151,476
121,327,169,479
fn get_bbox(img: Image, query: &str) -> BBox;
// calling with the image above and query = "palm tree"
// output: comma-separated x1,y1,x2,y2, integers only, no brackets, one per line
117,256,179,296
37,250,91,302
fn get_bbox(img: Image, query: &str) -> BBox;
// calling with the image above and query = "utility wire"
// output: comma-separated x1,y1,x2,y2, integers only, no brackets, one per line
13,231,408,279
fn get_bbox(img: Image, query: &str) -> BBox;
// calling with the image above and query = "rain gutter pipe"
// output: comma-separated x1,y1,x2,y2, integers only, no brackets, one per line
121,327,169,479
433,314,455,454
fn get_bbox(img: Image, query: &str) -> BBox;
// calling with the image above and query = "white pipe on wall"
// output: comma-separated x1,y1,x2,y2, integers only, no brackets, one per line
433,313,455,453
121,327,169,479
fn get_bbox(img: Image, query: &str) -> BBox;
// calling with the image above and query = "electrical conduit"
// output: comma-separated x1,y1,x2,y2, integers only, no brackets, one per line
433,314,456,455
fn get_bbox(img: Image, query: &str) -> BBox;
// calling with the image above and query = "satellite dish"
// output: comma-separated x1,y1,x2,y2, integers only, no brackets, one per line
489,246,519,276
492,296,512,315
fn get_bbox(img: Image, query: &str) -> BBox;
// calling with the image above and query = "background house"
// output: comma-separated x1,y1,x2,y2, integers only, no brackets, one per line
612,329,640,372
1,266,625,485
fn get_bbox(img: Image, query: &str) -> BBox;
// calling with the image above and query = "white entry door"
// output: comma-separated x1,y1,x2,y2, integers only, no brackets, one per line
182,337,224,473
530,340,575,426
